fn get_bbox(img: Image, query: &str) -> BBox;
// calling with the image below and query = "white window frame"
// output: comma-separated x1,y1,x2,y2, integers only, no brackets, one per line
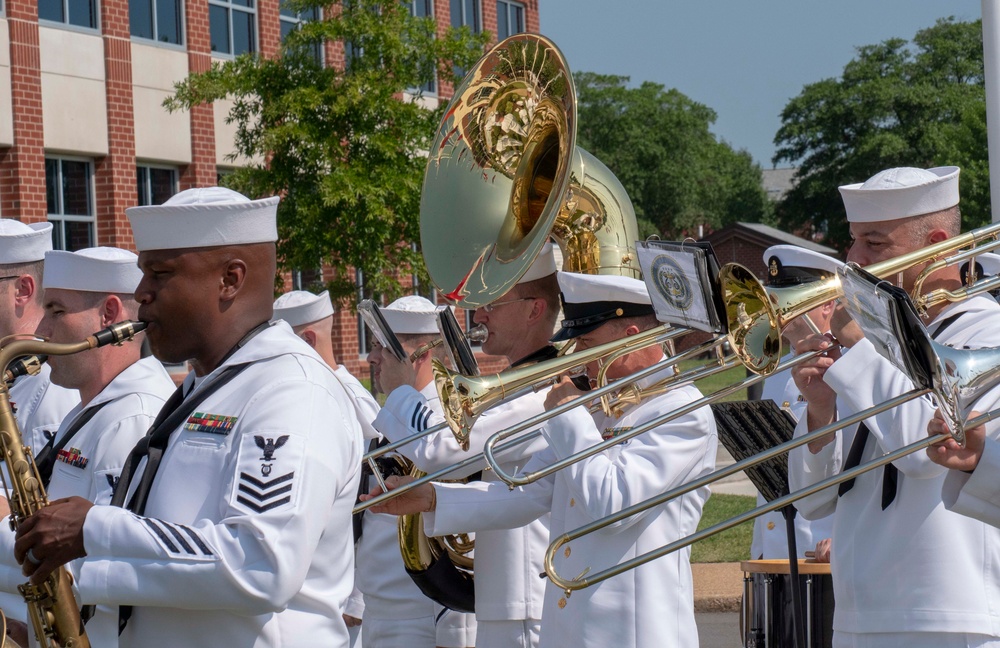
46,156,96,252
209,0,259,57
450,0,481,32
136,163,180,206
404,0,436,96
279,2,323,64
129,0,186,48
495,0,524,41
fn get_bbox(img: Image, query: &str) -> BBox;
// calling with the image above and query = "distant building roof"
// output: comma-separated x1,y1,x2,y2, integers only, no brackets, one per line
707,221,838,256
762,167,798,201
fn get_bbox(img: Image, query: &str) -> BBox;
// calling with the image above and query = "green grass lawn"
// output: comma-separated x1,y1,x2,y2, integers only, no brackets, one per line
691,493,756,563
678,358,752,403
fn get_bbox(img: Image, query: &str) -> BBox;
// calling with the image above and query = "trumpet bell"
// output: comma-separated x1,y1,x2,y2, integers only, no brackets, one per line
420,34,640,308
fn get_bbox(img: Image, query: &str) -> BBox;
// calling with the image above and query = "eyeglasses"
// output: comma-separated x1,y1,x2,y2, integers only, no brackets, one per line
480,297,536,313
0,276,21,282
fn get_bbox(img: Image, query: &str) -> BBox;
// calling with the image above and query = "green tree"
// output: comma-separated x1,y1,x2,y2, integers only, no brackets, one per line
165,0,488,303
574,72,773,238
774,18,988,251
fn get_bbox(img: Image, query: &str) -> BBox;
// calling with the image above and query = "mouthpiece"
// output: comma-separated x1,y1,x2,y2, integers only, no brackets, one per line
92,320,148,348
3,355,46,385
466,324,488,344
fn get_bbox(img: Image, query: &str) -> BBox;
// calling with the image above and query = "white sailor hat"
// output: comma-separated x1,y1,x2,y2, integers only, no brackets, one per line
763,245,844,287
551,272,654,342
272,290,334,327
960,253,1000,285
0,219,52,265
125,187,279,252
839,166,960,223
383,295,439,335
518,241,557,284
43,247,142,294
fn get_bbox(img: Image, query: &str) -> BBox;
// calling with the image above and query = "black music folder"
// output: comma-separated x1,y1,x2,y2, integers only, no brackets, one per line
710,399,797,503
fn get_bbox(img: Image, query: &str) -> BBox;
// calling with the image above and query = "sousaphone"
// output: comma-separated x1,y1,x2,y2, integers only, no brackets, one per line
405,33,642,612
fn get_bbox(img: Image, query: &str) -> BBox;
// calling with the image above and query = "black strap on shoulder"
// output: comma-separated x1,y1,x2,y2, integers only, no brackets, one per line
34,400,110,489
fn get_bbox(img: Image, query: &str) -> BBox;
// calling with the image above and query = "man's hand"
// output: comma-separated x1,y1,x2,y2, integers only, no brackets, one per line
926,409,985,472
359,475,435,516
544,375,585,410
343,614,362,628
812,537,831,563
378,353,418,395
789,333,840,450
14,496,92,585
829,301,863,349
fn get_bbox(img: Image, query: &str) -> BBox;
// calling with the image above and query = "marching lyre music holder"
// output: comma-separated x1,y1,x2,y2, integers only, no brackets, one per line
358,299,407,362
636,240,726,334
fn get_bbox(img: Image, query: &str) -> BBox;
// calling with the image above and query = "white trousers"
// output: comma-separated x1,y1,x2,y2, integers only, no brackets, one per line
361,615,436,648
475,619,541,648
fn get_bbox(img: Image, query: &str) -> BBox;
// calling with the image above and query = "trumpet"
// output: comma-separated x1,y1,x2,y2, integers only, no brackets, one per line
723,220,1000,375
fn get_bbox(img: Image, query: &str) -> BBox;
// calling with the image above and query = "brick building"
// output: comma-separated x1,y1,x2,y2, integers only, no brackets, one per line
0,0,540,380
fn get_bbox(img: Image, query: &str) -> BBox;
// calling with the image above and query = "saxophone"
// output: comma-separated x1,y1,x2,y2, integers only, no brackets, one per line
0,320,147,648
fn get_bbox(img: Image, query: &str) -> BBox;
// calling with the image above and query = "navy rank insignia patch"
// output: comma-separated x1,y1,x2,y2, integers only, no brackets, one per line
602,427,633,441
56,447,88,470
184,412,238,435
255,435,289,461
237,472,294,513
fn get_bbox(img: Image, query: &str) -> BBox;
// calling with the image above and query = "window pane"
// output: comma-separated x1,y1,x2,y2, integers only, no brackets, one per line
209,5,231,54
136,167,149,205
129,0,154,39
496,2,507,40
280,20,295,41
65,221,93,252
450,0,461,27
45,159,59,214
464,0,478,31
156,0,183,44
61,161,91,216
513,4,523,32
232,9,255,55
38,0,64,22
231,0,253,8
149,168,176,205
69,0,97,28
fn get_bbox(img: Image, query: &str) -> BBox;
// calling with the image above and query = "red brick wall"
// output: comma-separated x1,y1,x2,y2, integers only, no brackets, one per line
1,0,46,223
95,0,137,248
179,0,217,190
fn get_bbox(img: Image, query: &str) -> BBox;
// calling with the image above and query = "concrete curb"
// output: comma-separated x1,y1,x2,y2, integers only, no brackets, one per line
693,562,743,613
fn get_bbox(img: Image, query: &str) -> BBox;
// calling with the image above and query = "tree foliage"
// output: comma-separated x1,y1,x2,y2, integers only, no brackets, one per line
574,72,773,238
165,0,488,303
774,18,988,251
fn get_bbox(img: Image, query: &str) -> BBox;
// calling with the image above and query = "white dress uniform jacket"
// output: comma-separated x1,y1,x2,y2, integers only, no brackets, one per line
942,436,1000,528
750,351,836,560
377,383,550,629
425,361,718,648
0,365,79,623
368,382,476,648
789,295,1000,640
75,323,363,648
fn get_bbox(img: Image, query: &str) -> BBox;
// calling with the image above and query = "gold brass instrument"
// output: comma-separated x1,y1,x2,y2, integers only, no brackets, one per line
541,272,1000,594
0,320,145,648
419,33,640,308
723,220,1000,375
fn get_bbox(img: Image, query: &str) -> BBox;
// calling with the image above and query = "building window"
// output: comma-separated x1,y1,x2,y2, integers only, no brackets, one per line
450,0,480,32
292,267,323,291
46,158,95,252
495,0,524,41
39,0,98,29
209,0,257,56
136,166,178,206
404,0,436,95
280,1,322,63
130,0,183,45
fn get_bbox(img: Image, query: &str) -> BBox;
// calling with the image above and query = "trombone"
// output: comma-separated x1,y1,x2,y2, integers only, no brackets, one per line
542,266,1000,594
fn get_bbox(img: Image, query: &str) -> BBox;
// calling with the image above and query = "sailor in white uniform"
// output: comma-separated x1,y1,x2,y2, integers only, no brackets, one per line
788,167,1000,647
372,246,560,648
365,272,718,648
0,247,174,646
0,220,79,630
366,295,476,648
13,187,363,648
750,244,838,561
273,289,379,648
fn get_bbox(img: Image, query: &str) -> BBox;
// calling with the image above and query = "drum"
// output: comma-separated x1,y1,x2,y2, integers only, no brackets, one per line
741,559,834,648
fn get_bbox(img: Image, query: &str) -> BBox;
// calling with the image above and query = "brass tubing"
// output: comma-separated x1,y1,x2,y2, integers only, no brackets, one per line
482,347,824,488
544,401,997,595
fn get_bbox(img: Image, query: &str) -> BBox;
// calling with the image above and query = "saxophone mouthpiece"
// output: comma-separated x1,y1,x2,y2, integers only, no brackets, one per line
92,320,148,348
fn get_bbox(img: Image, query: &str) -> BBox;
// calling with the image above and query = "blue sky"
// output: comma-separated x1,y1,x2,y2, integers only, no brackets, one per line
536,0,982,168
